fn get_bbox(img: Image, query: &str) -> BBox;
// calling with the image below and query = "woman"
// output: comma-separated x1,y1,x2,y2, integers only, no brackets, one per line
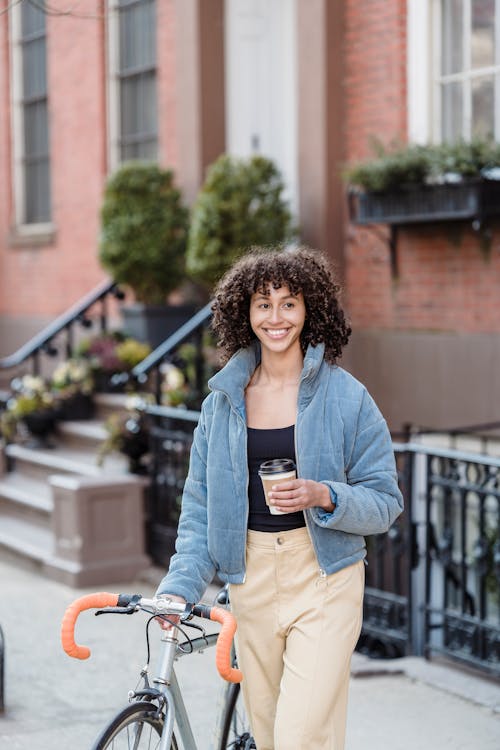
156,246,403,750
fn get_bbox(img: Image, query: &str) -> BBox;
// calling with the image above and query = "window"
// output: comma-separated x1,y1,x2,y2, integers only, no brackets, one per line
109,0,158,163
439,0,499,141
407,0,500,144
11,0,52,226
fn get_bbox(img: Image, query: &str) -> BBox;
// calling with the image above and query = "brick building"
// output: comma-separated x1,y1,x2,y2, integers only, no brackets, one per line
1,0,499,432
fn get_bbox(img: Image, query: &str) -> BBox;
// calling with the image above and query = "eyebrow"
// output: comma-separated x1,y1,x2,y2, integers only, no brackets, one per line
253,291,299,300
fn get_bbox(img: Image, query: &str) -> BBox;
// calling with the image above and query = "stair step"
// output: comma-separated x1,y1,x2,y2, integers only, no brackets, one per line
56,419,108,450
0,515,53,563
5,443,129,480
93,392,131,419
0,473,52,513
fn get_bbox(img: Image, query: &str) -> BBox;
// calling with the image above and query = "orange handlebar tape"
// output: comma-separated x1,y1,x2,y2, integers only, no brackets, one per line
210,607,243,683
61,592,119,660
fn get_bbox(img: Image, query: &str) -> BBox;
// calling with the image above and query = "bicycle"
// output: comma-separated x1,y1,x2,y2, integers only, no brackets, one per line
61,591,256,750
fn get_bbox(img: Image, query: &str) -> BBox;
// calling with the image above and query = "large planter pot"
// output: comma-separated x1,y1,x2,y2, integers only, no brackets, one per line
56,392,95,421
120,419,150,474
22,409,58,448
354,179,500,226
92,370,128,393
121,303,197,349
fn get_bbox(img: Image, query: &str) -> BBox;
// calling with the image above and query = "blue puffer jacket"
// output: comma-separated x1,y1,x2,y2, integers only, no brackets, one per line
156,341,404,603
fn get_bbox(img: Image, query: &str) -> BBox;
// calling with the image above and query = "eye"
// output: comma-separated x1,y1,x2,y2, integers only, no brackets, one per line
283,302,294,309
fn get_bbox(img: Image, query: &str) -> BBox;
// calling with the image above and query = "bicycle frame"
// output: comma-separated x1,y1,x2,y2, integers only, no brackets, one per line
61,592,242,750
152,629,219,750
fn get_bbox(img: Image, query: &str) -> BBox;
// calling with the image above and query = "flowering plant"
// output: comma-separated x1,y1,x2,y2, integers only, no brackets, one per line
160,363,189,407
51,358,94,396
77,333,151,373
97,393,154,473
0,375,56,442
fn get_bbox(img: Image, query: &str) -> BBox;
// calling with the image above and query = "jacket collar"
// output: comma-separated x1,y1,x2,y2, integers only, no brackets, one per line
208,341,326,416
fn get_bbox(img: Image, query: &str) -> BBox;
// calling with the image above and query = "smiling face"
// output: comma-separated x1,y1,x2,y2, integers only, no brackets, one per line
249,285,306,357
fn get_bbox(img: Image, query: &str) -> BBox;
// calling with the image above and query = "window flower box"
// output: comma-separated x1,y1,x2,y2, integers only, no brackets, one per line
353,179,500,226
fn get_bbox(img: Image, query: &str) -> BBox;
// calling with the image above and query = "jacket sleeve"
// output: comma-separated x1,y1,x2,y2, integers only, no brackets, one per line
155,405,216,603
309,388,404,535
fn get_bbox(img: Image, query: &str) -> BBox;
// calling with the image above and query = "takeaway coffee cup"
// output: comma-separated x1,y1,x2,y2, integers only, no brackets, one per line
258,458,296,515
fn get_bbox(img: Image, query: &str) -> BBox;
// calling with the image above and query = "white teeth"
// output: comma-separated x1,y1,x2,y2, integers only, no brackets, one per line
266,329,288,337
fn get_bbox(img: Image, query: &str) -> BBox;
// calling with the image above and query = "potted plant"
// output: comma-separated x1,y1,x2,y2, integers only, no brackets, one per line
344,138,500,226
51,358,95,420
97,394,153,474
77,333,151,392
0,375,58,448
99,161,192,347
186,154,296,289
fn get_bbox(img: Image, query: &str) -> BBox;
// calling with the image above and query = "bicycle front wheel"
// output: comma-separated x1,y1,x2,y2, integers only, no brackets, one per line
92,701,178,750
217,682,255,749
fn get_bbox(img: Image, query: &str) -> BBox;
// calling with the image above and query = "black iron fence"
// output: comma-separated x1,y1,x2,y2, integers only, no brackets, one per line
145,405,199,566
357,448,415,659
423,446,500,675
145,408,500,677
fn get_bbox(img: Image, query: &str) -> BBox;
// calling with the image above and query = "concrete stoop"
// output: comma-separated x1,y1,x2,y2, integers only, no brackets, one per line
0,393,152,586
47,474,150,587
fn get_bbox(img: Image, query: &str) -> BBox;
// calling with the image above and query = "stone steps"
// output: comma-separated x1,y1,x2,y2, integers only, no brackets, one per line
4,442,129,481
0,390,151,585
0,514,52,563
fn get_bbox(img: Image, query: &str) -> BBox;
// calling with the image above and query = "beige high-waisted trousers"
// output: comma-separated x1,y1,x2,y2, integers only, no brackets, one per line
229,527,364,750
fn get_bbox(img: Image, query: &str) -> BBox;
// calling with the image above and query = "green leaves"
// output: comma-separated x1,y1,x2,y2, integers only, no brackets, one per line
99,162,189,304
344,139,500,193
186,155,295,288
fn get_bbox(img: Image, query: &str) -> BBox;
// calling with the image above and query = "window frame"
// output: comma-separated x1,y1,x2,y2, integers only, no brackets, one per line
106,0,158,171
407,0,500,144
9,1,54,239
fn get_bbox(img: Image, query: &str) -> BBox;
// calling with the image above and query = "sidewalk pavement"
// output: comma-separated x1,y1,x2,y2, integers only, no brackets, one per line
0,553,499,750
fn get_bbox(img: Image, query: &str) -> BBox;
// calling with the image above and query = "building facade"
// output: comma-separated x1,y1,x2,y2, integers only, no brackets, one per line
1,0,499,432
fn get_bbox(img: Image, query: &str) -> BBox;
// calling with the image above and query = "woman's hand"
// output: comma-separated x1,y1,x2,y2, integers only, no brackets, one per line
155,594,187,630
268,478,335,514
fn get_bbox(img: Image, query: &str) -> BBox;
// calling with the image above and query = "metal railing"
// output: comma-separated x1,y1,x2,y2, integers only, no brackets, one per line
130,302,213,404
0,279,123,376
145,413,500,676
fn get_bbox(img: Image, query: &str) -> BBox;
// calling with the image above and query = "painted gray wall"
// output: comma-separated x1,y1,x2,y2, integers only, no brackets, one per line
344,330,500,434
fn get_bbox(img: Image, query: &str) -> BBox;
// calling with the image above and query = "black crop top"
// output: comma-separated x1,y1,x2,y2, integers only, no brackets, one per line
247,425,306,532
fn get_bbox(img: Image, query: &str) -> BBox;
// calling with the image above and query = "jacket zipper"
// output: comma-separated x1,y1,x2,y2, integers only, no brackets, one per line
237,410,249,583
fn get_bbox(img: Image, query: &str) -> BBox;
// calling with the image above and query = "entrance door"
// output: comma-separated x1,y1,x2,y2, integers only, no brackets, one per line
225,0,298,214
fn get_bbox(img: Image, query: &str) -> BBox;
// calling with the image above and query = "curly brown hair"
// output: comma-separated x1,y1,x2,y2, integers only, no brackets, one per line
211,246,351,364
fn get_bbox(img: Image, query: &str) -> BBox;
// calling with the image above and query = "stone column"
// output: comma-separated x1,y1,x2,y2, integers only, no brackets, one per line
47,474,151,587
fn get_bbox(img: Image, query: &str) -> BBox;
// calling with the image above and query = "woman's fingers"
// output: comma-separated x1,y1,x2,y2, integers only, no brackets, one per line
269,478,310,509
269,478,331,512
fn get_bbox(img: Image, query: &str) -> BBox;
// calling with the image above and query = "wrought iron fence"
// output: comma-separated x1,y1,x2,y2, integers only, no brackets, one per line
357,448,415,659
145,412,500,676
422,446,500,676
145,405,198,566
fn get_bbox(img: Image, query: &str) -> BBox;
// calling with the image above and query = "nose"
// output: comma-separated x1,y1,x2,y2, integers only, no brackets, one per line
268,305,282,324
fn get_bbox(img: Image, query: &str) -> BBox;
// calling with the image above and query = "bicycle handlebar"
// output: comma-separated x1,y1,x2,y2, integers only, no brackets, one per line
192,604,242,683
60,592,243,683
61,592,119,659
